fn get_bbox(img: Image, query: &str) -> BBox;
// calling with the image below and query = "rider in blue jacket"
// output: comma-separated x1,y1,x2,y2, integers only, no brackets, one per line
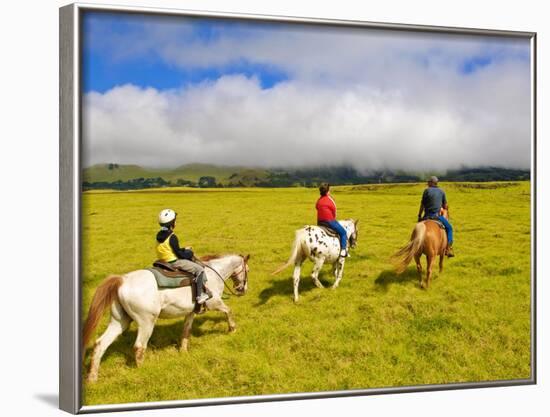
417,176,455,257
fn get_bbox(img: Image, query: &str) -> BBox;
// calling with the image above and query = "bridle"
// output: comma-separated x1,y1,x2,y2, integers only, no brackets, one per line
348,222,358,249
231,259,248,294
195,256,248,297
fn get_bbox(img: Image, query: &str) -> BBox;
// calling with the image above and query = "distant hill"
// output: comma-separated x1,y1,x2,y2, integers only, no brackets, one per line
82,163,530,190
83,163,264,184
82,163,156,182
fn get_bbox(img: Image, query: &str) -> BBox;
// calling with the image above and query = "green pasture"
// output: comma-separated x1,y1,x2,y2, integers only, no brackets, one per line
82,182,532,405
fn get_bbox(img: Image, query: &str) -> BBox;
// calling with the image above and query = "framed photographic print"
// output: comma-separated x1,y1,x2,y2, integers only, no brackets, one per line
59,2,537,414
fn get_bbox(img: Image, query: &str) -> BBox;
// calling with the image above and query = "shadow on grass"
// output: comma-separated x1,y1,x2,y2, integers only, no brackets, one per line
93,315,232,367
256,270,333,306
349,251,369,262
374,268,419,292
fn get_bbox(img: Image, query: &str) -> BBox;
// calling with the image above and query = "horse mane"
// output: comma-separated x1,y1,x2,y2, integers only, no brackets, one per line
199,254,224,261
199,253,242,261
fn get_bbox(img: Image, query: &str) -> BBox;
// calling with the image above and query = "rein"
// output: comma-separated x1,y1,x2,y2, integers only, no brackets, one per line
194,257,246,297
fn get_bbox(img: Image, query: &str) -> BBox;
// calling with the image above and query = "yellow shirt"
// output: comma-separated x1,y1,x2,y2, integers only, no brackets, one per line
156,233,177,262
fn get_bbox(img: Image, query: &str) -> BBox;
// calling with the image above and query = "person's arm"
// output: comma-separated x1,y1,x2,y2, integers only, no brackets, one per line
327,196,337,219
417,203,424,222
418,190,426,221
442,191,448,210
169,234,194,260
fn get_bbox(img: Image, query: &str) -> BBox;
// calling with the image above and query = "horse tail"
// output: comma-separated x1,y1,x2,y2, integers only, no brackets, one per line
271,230,302,275
392,222,426,274
82,275,123,349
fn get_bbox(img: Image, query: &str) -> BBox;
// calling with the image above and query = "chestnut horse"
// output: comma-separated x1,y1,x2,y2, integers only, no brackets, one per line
392,208,449,289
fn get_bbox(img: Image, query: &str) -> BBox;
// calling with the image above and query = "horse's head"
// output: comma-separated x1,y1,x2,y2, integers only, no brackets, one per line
348,219,359,249
231,254,250,295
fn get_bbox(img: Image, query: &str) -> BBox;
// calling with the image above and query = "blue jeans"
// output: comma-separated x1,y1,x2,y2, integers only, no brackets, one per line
437,216,453,245
325,220,347,250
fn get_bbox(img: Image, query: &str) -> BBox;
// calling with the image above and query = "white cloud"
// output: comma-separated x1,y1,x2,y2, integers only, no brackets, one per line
83,66,530,171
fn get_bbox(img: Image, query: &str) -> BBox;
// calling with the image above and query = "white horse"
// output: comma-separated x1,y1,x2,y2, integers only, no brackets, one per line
83,254,249,382
272,220,358,302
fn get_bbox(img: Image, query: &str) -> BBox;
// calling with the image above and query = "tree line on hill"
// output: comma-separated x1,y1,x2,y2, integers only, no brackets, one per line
82,167,530,190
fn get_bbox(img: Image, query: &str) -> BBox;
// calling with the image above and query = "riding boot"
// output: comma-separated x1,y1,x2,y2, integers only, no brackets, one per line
446,245,455,258
194,271,211,304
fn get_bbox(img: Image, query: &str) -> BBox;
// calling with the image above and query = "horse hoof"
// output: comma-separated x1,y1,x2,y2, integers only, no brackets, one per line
180,341,189,352
134,347,145,366
228,327,237,333
86,373,98,384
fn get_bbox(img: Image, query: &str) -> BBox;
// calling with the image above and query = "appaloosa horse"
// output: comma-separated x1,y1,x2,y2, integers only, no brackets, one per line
393,208,449,289
272,219,358,302
83,254,249,382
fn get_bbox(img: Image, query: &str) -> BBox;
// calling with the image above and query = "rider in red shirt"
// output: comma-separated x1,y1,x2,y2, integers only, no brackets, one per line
316,183,348,257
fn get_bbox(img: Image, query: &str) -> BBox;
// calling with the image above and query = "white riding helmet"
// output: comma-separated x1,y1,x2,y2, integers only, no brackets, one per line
158,209,177,225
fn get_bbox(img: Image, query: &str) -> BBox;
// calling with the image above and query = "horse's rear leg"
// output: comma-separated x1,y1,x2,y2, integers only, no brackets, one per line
180,312,196,353
439,255,444,273
87,302,130,383
134,314,157,367
422,255,436,289
293,259,304,302
414,254,422,276
311,258,325,289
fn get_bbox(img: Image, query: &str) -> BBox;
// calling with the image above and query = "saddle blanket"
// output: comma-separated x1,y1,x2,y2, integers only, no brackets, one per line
147,267,203,314
147,267,194,288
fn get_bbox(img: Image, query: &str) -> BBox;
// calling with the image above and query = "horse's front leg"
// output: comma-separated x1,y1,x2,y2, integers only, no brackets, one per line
206,297,237,332
311,257,325,288
180,312,196,352
332,259,345,289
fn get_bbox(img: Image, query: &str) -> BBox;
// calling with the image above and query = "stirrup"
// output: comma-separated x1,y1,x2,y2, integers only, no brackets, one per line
196,293,210,304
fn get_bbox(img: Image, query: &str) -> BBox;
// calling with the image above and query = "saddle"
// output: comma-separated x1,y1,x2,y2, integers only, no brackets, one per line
152,260,195,280
149,261,203,313
424,218,446,229
314,222,348,256
316,223,340,238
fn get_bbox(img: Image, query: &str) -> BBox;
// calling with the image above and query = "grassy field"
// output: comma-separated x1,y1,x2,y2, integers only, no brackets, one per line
81,182,532,405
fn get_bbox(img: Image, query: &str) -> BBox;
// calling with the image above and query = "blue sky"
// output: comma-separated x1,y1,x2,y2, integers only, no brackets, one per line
83,13,290,92
82,11,531,170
